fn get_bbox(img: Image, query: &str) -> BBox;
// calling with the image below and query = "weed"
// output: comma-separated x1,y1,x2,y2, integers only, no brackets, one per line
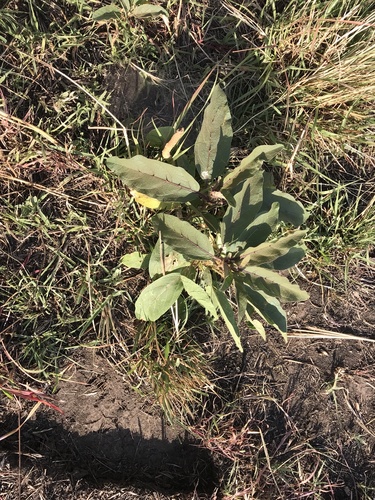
110,85,309,350
1,1,374,497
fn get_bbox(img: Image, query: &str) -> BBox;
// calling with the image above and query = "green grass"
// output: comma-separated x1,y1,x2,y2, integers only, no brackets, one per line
1,0,374,497
216,0,375,288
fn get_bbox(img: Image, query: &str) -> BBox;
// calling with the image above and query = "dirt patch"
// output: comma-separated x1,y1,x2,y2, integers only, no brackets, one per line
0,351,216,498
198,280,375,498
1,282,375,498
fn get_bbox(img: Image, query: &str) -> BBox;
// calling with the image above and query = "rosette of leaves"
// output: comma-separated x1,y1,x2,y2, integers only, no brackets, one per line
107,85,309,351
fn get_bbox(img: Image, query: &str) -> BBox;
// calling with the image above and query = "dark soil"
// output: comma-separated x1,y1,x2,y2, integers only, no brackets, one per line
0,350,216,499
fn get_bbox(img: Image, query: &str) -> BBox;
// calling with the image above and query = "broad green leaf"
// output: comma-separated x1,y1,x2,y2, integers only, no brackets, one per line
239,230,307,268
135,274,183,321
195,85,233,181
270,245,306,270
176,154,196,177
153,214,215,261
146,126,174,148
149,237,189,278
224,202,280,253
241,280,287,336
202,212,221,233
92,4,122,21
212,288,243,352
244,266,309,302
107,155,200,202
181,276,218,319
220,273,233,292
263,172,307,226
222,144,283,194
132,4,168,18
120,251,150,269
221,172,264,246
236,280,250,324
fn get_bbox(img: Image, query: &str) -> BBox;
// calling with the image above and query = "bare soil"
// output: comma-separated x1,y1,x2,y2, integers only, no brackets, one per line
1,279,375,499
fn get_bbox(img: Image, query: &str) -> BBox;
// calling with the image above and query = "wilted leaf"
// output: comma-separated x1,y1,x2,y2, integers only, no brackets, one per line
236,279,250,324
181,276,218,319
130,189,172,209
120,251,150,269
162,129,185,159
222,144,283,194
153,214,215,261
195,84,233,181
244,266,309,302
107,155,200,202
239,230,307,268
246,315,266,340
92,4,122,21
135,274,183,321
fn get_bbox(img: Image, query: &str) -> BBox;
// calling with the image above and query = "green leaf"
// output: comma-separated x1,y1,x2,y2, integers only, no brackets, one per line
236,280,250,324
131,4,168,18
221,172,264,246
212,288,243,352
244,266,309,302
195,84,233,181
135,274,183,321
120,251,150,269
149,237,189,278
222,144,283,194
92,4,122,21
107,155,200,202
240,280,287,335
246,315,266,341
181,276,218,319
239,230,307,268
262,172,308,226
224,202,280,253
146,126,174,148
201,268,213,289
176,154,196,177
271,246,306,270
153,214,215,261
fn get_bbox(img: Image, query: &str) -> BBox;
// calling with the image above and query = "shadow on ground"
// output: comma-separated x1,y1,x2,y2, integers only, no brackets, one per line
0,412,216,497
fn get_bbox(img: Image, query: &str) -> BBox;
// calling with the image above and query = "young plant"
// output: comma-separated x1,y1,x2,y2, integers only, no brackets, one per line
92,0,168,22
107,85,309,351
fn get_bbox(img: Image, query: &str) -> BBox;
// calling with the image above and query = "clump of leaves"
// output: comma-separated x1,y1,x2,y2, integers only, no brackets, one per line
107,85,309,351
92,1,168,22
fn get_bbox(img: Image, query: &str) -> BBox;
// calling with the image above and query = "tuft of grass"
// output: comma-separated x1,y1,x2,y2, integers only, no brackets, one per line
223,0,375,157
119,320,214,422
302,172,375,287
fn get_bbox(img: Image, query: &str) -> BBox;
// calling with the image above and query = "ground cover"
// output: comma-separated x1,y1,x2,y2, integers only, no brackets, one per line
0,0,374,498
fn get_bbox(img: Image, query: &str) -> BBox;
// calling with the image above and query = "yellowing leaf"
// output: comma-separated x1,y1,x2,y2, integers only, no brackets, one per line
130,190,169,210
